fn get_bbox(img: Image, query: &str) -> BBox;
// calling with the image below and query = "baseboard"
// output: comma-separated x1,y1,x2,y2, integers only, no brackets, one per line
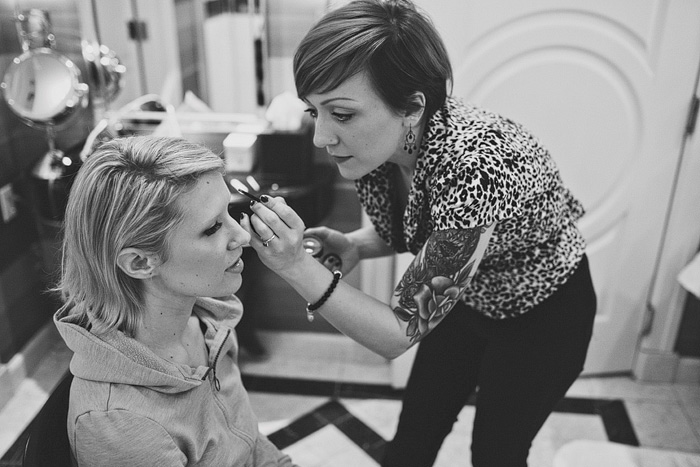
633,349,679,382
676,357,700,385
634,348,700,384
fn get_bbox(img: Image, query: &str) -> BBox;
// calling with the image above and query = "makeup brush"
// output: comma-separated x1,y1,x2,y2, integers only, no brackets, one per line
230,178,262,202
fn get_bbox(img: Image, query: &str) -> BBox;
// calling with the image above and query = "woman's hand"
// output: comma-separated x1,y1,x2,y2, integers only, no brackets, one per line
240,195,308,274
303,226,360,275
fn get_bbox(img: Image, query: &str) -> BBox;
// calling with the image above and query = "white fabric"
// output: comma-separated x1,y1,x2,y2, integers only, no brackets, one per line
679,252,700,299
554,440,700,467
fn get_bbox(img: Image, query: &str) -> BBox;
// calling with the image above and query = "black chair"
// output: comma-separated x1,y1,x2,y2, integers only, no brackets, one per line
22,372,74,467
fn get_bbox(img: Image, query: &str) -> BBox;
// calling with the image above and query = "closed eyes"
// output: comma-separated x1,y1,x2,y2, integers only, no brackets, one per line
303,108,353,123
332,112,353,122
204,221,222,236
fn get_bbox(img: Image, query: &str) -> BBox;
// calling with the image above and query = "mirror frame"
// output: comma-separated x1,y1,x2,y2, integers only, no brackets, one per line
1,47,88,128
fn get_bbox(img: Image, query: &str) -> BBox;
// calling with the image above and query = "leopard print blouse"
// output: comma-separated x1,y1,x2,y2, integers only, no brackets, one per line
355,97,586,319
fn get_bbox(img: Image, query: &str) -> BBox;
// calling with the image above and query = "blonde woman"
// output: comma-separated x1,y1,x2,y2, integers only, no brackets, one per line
54,136,296,467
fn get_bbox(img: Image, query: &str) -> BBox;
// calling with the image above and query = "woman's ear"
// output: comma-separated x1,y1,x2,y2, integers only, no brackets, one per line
405,91,426,124
117,248,159,279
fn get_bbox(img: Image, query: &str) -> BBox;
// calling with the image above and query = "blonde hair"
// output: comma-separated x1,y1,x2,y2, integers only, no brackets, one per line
56,136,225,336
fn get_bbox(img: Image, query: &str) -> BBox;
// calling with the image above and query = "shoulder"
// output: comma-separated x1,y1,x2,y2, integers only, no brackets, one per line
68,377,112,415
425,99,526,181
424,100,537,228
72,408,185,466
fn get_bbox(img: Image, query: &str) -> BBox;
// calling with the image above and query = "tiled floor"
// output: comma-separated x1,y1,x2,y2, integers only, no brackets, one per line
1,326,700,466
240,331,700,466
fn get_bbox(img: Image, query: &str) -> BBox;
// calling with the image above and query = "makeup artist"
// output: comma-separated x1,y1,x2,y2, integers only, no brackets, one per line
241,1,597,466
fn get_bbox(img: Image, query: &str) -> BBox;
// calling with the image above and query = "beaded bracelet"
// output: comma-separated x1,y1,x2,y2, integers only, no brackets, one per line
306,270,343,322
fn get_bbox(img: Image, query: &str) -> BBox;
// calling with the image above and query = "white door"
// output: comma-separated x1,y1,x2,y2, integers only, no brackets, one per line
403,0,700,374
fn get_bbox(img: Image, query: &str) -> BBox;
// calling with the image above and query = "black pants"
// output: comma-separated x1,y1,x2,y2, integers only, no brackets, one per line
382,255,597,467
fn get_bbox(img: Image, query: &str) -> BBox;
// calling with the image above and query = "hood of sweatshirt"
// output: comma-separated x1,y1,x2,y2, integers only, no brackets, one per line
54,296,243,395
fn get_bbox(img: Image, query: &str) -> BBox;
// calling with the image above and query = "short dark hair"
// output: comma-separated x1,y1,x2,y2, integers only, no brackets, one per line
294,0,452,119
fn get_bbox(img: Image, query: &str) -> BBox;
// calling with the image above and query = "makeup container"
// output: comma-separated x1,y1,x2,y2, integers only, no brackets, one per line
303,234,342,272
302,235,324,258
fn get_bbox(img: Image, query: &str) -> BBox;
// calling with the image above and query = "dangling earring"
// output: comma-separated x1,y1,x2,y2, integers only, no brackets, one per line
403,124,417,154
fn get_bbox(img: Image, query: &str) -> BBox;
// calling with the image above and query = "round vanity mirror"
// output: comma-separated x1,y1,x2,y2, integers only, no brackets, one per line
1,47,88,127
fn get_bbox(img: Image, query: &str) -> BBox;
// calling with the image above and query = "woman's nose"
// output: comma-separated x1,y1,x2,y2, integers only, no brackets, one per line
312,119,338,148
227,217,251,250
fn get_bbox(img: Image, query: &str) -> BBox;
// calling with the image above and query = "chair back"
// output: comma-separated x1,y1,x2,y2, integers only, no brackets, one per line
22,372,74,467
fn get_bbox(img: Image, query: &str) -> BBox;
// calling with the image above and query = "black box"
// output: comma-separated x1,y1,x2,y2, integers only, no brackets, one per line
253,124,314,184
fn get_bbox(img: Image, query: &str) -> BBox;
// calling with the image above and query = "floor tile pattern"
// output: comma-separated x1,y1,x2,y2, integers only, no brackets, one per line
2,329,700,467
258,390,629,467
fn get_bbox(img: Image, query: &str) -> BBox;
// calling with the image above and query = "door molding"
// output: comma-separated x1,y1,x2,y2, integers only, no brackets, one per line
636,71,700,382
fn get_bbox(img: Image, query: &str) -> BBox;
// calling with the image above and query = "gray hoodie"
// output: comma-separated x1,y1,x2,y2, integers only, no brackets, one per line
54,296,296,467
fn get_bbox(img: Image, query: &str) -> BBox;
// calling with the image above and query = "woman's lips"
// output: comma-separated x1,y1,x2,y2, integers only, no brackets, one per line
331,154,352,163
226,258,244,274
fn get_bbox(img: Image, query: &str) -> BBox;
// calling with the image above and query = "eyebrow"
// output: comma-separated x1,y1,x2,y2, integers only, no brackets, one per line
320,97,357,105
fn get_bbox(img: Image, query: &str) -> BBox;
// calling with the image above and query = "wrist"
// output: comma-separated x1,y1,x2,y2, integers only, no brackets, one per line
274,252,321,283
305,269,342,322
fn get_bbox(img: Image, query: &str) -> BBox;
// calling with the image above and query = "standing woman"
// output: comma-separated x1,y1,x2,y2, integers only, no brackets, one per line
242,0,596,465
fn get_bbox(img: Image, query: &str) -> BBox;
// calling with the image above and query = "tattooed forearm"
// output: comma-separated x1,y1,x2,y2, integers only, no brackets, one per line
392,227,487,343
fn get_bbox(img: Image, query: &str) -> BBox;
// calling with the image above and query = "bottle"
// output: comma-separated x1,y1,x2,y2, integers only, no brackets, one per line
302,235,324,258
302,234,342,272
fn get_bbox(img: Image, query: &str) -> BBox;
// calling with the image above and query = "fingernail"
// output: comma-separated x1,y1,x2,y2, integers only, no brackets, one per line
260,194,269,203
250,200,257,207
239,212,246,220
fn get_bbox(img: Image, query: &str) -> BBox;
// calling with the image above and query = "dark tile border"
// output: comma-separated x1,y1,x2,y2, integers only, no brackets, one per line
554,397,639,446
246,374,640,452
267,400,386,463
241,374,405,400
2,374,639,466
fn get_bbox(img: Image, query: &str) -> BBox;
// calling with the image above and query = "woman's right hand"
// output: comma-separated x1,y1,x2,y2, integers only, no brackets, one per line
304,226,360,275
241,195,309,275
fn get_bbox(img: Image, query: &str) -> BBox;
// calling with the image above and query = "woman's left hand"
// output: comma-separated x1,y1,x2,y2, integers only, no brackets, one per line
240,195,309,274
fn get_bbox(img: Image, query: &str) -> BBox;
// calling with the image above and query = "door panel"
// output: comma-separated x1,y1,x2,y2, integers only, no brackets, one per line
411,0,700,373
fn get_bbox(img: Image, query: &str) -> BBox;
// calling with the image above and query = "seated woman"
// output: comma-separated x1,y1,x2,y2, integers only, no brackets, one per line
53,136,296,466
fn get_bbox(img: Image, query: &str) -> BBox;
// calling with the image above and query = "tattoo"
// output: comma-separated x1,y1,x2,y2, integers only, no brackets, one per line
393,228,483,343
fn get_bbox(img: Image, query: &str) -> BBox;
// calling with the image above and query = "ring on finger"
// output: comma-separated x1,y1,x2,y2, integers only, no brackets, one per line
261,233,277,247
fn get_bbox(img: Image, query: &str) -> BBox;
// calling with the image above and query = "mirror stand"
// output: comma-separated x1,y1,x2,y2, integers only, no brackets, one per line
30,124,76,184
44,125,65,164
